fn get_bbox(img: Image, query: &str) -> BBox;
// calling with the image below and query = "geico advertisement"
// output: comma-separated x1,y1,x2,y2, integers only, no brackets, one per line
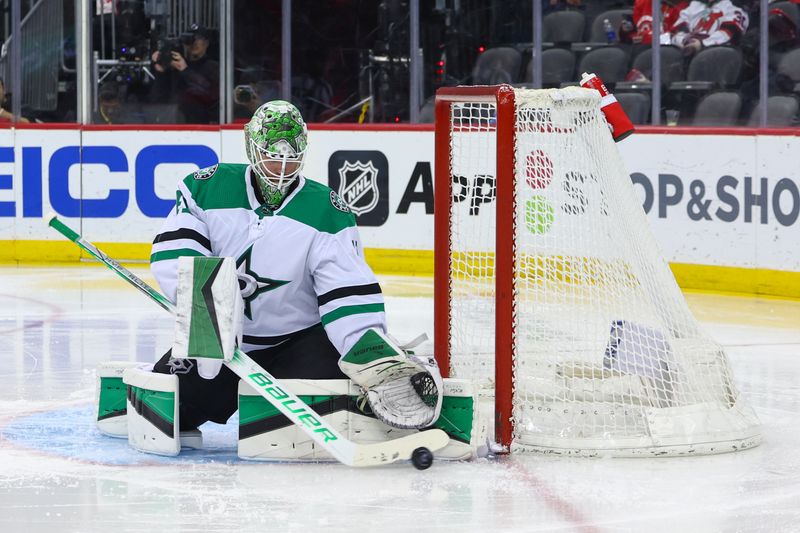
0,128,798,272
1,129,222,243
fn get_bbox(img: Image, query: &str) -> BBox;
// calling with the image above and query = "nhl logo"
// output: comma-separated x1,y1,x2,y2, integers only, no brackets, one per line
337,160,380,216
328,150,388,226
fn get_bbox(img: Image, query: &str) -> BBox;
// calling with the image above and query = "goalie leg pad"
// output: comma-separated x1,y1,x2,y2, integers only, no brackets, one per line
123,365,203,456
96,361,143,438
238,379,349,461
237,378,485,462
433,379,489,460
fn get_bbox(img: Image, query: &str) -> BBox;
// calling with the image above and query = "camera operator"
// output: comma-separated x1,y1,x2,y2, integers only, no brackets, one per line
233,84,261,121
150,23,219,124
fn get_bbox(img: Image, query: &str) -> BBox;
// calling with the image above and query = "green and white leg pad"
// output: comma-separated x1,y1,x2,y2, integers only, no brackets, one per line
95,363,202,454
96,361,143,437
122,365,203,455
238,378,486,461
123,365,181,456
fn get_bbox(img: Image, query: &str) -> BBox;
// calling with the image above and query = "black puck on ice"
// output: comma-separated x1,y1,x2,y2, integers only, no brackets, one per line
411,447,434,470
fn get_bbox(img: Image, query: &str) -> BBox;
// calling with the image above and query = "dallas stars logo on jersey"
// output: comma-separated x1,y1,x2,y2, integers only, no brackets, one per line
330,191,351,213
236,245,290,320
193,164,218,180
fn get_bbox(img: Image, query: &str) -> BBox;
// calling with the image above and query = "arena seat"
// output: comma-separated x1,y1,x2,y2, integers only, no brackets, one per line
746,95,799,127
471,47,523,85
777,48,800,91
575,47,629,86
692,91,742,126
543,11,586,44
670,46,742,92
528,48,576,88
616,92,650,124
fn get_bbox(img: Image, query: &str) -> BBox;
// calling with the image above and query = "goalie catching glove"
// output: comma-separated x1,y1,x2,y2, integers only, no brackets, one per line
339,328,443,430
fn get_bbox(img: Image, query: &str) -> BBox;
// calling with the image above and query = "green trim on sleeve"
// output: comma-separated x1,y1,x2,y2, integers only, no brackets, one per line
150,248,206,263
321,303,385,325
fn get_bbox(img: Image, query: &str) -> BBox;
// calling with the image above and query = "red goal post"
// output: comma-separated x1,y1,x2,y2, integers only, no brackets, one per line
434,85,517,450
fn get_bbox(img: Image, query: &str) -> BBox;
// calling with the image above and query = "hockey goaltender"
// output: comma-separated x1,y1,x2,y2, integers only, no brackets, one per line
94,100,484,462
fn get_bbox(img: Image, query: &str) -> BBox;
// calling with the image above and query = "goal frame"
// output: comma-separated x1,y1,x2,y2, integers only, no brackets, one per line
433,85,761,457
433,84,517,450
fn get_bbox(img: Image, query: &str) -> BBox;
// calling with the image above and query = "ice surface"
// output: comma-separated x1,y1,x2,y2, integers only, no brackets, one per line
0,266,798,532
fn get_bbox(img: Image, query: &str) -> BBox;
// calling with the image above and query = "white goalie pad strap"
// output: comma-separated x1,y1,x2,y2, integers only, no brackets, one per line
96,361,143,438
173,256,244,378
237,378,484,462
339,328,444,429
123,366,181,456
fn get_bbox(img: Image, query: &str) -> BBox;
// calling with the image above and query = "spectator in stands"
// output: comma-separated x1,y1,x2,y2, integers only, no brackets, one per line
624,0,689,44
671,0,750,57
739,6,800,113
0,78,28,124
150,23,219,124
94,83,137,125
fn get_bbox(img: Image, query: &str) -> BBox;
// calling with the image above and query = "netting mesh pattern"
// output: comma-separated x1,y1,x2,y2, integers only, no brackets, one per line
446,87,760,456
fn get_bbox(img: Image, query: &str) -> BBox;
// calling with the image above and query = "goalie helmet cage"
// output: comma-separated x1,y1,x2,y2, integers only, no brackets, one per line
433,85,761,457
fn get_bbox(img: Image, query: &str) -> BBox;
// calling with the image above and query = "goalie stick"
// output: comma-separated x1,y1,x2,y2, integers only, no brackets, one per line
46,213,449,467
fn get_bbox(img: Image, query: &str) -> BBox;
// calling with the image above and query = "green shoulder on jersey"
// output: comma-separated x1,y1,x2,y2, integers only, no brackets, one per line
181,163,251,210
180,163,355,234
278,178,356,234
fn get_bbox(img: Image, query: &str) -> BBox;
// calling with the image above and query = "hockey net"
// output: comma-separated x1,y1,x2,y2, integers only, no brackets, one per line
433,85,761,456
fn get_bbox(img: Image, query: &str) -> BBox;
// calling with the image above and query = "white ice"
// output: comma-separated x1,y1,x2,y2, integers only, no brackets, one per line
0,265,798,533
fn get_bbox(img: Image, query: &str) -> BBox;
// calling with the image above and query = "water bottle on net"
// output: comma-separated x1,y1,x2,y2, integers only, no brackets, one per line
580,72,634,142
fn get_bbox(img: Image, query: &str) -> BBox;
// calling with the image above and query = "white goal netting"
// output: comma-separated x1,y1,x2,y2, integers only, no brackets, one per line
444,87,760,456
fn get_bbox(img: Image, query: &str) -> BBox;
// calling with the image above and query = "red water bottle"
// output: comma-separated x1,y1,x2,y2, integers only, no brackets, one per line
580,72,635,142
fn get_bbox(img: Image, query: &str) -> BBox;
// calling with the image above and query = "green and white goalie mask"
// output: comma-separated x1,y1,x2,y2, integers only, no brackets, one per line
244,100,308,207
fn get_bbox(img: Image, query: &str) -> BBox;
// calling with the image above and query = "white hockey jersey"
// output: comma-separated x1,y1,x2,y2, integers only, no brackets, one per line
671,0,749,47
151,163,386,357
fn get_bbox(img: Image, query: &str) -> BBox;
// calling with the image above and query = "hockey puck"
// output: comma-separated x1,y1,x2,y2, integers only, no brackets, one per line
411,447,434,470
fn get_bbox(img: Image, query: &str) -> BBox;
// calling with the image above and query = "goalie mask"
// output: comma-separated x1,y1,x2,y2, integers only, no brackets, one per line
245,100,308,207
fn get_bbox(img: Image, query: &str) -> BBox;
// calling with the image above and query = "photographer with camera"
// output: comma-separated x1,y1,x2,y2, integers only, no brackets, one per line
150,23,219,124
233,84,260,120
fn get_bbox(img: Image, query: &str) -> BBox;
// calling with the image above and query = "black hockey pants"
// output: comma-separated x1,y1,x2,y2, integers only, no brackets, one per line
153,323,345,431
